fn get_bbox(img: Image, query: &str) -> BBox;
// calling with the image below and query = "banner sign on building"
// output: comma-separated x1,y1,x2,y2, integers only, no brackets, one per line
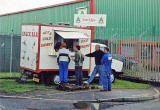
74,14,106,27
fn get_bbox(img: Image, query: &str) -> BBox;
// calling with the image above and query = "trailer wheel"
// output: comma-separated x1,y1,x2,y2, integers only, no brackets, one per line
53,75,60,85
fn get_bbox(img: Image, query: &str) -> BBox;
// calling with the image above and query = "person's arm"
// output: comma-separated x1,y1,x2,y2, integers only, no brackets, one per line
85,51,96,57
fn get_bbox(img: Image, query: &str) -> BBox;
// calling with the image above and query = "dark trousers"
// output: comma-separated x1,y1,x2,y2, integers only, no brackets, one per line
75,66,83,86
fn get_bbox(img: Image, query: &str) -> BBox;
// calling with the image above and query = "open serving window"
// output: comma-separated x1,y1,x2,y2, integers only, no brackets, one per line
52,31,88,56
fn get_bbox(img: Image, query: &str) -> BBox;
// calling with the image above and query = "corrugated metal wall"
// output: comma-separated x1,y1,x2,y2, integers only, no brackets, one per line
0,0,90,35
96,0,160,41
96,0,160,82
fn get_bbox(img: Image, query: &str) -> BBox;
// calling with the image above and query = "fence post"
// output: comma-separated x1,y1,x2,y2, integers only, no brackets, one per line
10,30,13,76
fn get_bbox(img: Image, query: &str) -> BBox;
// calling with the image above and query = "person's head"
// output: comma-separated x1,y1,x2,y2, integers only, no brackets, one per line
75,44,80,52
104,47,110,53
61,42,67,48
95,45,100,51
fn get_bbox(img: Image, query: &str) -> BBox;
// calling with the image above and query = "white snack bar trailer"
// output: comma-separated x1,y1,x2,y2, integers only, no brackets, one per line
20,24,92,84
20,24,123,85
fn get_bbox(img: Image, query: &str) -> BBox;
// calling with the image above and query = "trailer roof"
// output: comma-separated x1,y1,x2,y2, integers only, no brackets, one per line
0,0,87,17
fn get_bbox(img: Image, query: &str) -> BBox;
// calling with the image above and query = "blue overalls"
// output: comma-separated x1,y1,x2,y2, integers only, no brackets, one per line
101,53,112,91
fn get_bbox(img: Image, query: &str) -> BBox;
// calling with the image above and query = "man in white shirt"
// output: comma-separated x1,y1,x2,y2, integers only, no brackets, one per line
57,42,70,84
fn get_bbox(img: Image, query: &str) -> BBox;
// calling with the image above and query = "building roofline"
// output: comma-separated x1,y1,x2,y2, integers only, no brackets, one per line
0,0,88,17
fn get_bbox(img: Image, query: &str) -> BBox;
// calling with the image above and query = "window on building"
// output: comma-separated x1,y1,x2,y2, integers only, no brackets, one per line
141,46,151,59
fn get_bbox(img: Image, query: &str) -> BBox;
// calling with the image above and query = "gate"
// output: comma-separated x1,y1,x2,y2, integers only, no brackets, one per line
0,35,21,72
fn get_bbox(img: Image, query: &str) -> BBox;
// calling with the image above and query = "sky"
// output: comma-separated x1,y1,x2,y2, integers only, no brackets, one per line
0,0,74,15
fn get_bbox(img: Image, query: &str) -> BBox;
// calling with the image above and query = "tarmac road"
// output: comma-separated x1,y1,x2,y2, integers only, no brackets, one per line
0,98,76,110
0,97,160,110
100,99,160,110
0,86,159,110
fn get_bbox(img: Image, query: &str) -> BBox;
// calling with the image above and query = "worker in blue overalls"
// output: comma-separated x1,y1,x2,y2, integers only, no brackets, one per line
101,47,112,91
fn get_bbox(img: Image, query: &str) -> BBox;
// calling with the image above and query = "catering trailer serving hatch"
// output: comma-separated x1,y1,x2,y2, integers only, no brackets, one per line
20,24,91,84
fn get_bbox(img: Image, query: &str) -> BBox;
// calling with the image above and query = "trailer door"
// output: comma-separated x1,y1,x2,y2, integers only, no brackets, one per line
20,25,39,71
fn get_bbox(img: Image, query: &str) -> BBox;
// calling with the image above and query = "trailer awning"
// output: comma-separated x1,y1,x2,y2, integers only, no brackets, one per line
55,31,88,39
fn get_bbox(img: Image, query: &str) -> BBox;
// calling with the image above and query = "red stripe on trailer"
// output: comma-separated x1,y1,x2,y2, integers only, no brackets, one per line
41,24,90,30
20,66,90,73
20,66,38,73
0,0,87,17
37,25,41,73
38,69,90,72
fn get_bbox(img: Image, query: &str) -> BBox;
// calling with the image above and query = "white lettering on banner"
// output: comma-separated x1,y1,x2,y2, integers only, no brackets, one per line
74,14,106,27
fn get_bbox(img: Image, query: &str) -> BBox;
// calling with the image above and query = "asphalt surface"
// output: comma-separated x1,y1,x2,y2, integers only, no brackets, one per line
100,99,160,110
0,86,159,110
2,88,155,102
0,98,75,110
35,88,155,101
0,97,160,110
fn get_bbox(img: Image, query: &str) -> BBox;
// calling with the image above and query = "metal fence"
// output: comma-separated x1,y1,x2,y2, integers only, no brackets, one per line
107,38,160,83
0,35,21,72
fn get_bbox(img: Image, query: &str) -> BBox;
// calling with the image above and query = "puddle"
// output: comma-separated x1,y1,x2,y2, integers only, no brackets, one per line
73,102,98,110
73,101,126,110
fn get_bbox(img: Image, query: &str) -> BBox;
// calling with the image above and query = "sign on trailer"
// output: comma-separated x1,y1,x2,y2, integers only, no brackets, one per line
74,14,106,27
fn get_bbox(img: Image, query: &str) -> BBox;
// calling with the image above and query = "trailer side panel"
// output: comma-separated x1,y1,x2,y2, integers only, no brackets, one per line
20,25,39,71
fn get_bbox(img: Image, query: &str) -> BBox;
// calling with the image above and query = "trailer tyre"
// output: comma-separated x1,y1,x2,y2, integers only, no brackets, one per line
53,75,60,85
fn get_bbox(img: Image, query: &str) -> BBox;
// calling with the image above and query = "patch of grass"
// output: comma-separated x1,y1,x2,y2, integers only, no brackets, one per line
0,73,21,78
112,79,150,89
0,78,151,95
92,79,151,89
0,79,55,94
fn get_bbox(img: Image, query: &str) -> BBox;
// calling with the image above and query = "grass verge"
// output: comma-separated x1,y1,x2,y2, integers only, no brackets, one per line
0,78,151,95
0,73,21,78
0,79,55,94
112,79,151,89
92,79,151,89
